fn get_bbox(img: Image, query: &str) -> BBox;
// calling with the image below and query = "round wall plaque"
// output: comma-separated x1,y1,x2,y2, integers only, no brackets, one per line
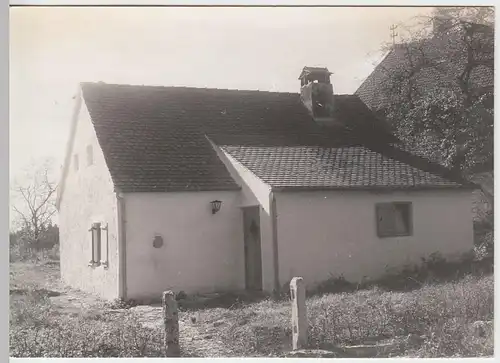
153,235,164,248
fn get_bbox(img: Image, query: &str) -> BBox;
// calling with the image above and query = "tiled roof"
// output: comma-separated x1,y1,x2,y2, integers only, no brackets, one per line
80,83,398,192
221,145,466,190
356,30,494,111
80,82,470,193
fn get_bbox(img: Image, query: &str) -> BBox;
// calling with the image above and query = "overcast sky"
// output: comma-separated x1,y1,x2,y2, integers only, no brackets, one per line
10,6,433,183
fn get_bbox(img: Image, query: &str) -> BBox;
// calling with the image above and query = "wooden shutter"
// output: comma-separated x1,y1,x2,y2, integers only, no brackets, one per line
376,203,395,237
92,222,101,263
88,222,102,264
376,202,412,237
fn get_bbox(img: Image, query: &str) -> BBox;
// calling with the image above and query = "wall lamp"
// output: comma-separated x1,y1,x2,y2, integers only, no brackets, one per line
210,200,222,214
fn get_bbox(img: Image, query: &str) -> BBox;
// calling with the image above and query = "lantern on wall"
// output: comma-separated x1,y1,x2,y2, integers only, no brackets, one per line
210,200,222,214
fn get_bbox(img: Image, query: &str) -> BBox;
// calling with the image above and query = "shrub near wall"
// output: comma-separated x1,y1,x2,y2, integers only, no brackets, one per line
310,251,493,296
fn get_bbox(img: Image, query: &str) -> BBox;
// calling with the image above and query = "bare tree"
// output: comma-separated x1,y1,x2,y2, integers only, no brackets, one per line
11,159,58,256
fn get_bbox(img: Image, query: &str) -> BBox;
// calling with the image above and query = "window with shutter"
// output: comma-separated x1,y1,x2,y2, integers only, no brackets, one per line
376,202,412,237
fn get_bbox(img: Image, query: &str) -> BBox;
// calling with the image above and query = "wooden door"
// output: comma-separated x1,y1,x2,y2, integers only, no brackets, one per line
243,206,263,291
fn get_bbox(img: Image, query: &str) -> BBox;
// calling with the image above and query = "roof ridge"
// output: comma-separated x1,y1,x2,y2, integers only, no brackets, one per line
81,81,357,97
79,81,406,192
80,82,304,96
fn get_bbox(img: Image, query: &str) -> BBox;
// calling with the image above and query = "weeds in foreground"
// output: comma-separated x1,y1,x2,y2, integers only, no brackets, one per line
9,290,167,358
10,251,494,358
213,275,493,357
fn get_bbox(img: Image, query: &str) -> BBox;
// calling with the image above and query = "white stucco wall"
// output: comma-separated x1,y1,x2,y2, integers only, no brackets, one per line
219,151,271,213
216,147,275,292
58,97,120,300
275,189,474,289
124,191,245,300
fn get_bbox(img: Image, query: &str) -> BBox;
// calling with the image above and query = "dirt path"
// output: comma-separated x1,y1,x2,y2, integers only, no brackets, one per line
10,261,108,314
131,304,234,357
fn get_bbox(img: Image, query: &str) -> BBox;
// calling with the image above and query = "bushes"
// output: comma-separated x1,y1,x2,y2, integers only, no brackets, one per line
10,243,60,263
308,251,493,296
10,224,60,263
473,210,494,259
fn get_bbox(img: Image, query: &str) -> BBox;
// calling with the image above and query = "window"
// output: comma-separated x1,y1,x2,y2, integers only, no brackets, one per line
86,145,93,166
88,222,101,266
73,154,79,171
376,202,412,238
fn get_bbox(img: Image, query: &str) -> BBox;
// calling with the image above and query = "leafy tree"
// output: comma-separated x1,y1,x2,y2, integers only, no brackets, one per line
374,7,494,203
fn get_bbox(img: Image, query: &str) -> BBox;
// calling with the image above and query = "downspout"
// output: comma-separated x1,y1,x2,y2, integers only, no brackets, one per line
269,191,280,297
116,191,127,300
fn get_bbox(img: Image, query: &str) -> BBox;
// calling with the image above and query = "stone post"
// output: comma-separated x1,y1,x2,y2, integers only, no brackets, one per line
290,277,307,350
162,291,180,357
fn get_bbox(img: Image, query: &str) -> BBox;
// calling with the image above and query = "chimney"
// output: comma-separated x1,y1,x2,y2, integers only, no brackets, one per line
298,66,335,124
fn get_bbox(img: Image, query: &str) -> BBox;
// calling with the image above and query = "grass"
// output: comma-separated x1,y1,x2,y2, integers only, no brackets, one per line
9,261,169,358
10,292,166,357
9,252,494,358
204,274,494,357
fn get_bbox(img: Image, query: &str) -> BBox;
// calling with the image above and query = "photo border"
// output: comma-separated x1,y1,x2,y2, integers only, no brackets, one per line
4,1,497,363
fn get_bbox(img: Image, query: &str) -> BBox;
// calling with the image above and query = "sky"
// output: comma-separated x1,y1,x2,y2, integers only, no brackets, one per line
9,6,433,184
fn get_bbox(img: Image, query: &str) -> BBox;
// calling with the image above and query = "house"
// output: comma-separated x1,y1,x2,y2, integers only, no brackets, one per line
57,66,476,301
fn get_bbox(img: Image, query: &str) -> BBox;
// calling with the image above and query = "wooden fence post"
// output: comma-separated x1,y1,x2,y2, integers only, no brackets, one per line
290,277,307,350
162,291,180,357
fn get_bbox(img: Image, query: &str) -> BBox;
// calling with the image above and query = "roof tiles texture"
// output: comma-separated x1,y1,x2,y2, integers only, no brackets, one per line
80,82,469,193
222,145,463,190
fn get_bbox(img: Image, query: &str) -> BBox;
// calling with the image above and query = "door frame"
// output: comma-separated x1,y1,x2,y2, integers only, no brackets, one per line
242,205,263,291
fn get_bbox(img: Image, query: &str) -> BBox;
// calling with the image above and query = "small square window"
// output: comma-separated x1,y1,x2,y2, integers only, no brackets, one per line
73,154,79,171
376,202,412,238
86,145,93,166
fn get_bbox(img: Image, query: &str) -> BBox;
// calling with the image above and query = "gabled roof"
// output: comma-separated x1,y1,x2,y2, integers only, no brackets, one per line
79,82,402,193
221,145,466,191
74,82,473,194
